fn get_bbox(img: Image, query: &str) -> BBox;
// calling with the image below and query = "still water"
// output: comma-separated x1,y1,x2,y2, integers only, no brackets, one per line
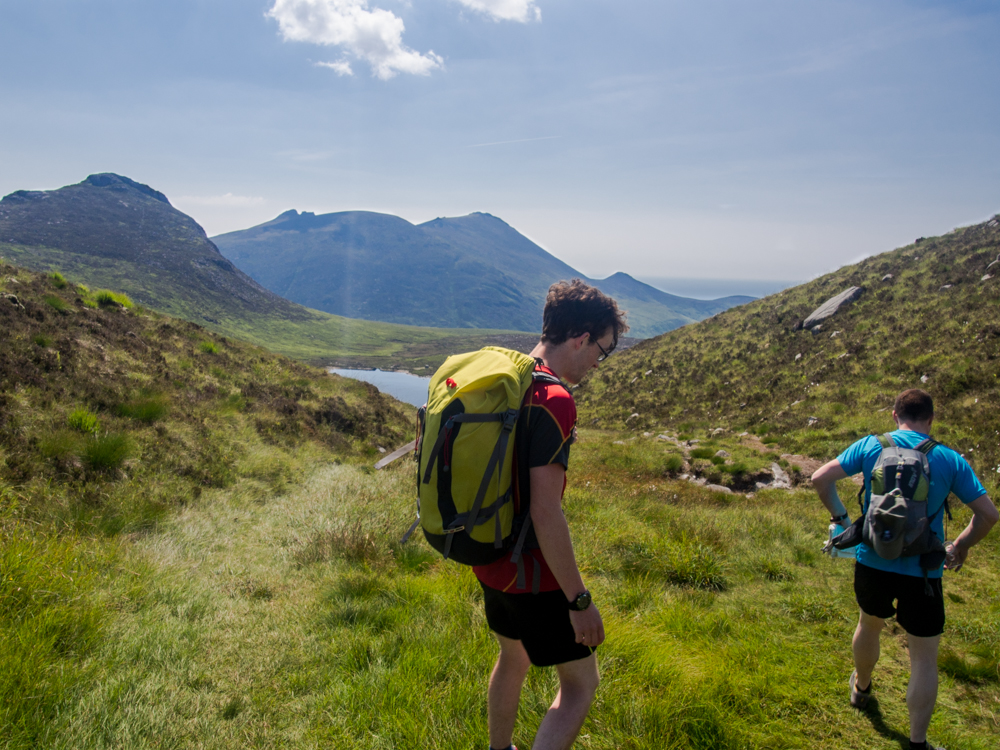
329,368,430,407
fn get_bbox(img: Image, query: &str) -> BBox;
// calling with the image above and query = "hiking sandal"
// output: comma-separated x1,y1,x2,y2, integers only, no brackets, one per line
849,670,872,709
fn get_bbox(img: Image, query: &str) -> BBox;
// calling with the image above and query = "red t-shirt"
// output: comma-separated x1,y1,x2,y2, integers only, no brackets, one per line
473,363,576,593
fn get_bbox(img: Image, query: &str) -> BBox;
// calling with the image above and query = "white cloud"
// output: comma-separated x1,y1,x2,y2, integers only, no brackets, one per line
454,0,541,23
317,59,354,76
268,0,443,80
177,193,265,207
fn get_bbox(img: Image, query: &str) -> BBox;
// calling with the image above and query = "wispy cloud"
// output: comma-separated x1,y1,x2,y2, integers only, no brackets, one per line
177,193,265,207
454,0,541,23
466,135,561,148
268,0,443,80
317,59,354,76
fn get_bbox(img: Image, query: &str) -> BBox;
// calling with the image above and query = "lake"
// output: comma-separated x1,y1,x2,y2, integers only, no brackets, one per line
328,368,430,407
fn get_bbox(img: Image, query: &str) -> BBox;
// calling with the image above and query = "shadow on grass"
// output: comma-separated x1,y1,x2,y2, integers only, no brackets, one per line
859,699,910,749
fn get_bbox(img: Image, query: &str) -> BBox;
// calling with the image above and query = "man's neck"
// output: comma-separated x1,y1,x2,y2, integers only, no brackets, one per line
530,341,566,381
896,421,932,435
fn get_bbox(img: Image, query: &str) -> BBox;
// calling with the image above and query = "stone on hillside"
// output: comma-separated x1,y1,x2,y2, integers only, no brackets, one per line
642,432,652,438
807,416,819,426
802,286,865,329
770,463,792,489
791,399,803,406
644,370,653,376
613,440,626,445
715,449,730,458
939,285,952,291
986,254,999,270
656,434,673,442
630,376,638,384
830,330,840,338
921,374,929,383
739,431,749,437
626,413,640,422
687,439,700,445
983,274,994,282
882,274,893,281
810,325,823,335
706,484,733,494
711,427,725,435
795,353,802,361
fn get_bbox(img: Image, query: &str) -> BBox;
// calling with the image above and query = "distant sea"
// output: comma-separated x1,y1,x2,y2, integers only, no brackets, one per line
637,277,800,301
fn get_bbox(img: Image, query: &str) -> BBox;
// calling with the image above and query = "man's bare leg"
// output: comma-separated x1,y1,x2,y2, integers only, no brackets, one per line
488,634,531,750
530,653,600,750
853,610,884,690
906,633,941,744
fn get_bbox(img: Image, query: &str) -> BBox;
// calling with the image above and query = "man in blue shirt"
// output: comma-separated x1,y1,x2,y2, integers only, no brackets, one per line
812,389,997,750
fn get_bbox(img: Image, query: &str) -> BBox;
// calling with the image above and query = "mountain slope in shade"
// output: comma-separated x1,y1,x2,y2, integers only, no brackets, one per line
0,173,307,324
0,174,539,370
213,210,754,338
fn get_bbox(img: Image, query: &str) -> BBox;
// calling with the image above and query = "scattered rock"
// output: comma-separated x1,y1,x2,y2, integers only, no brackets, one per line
630,377,638,384
739,431,749,437
986,253,999,270
687,439,700,446
810,325,823,335
715,450,730,458
644,370,653,376
4,293,25,310
642,432,652,438
983,274,994,282
939,284,952,291
794,353,802,361
791,399,803,406
830,330,841,338
613,440,626,445
705,484,732,494
377,446,387,454
656,434,674,442
688,476,707,486
882,274,893,281
807,416,819,426
920,374,929,384
626,413,640,422
802,286,864,329
711,427,725,435
770,463,792,489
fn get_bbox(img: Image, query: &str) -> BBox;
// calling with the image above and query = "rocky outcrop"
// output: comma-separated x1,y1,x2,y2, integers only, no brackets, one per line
802,286,864,329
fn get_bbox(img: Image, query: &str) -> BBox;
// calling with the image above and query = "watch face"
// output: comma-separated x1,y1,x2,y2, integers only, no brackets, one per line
574,591,592,610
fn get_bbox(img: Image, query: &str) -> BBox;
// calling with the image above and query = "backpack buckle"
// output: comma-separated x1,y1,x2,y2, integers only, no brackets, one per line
501,409,518,432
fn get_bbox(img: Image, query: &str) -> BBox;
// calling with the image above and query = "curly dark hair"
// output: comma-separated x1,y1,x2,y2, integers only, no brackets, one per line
894,389,934,423
540,279,629,347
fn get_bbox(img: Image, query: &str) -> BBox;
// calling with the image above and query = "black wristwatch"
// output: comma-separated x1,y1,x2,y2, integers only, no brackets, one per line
568,591,592,611
830,512,850,524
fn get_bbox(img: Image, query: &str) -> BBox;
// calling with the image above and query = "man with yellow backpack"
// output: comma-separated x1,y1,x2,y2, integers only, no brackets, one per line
413,279,627,750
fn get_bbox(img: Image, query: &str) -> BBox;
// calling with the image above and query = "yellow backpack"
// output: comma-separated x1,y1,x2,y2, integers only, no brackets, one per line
404,347,559,565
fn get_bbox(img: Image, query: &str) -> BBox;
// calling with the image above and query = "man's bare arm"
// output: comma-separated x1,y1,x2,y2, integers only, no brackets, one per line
530,463,604,645
946,494,999,570
811,459,851,519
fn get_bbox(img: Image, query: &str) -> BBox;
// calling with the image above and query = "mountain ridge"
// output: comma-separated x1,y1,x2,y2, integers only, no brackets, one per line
212,208,754,338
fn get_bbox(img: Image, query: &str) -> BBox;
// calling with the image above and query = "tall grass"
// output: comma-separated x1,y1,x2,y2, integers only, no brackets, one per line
24,432,997,749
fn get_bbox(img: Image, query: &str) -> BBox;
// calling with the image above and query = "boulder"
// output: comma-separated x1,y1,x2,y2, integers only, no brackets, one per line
802,286,864,329
715,450,730,458
882,274,893,281
705,484,733,494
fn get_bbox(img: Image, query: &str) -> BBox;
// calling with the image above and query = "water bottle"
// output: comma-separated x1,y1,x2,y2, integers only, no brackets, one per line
826,520,857,559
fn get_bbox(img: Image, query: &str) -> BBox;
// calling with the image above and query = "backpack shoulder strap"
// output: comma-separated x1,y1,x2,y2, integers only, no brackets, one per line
878,433,895,449
915,438,938,455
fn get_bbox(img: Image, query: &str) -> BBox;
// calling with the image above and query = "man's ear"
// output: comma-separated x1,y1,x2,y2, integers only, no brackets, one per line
571,332,589,351
891,410,900,426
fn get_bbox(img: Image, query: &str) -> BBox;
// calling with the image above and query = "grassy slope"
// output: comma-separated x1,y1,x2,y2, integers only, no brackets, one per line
14,432,997,749
0,262,412,747
577,215,1000,481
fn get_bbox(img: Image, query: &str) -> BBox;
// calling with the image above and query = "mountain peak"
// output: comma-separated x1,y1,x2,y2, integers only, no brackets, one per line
82,173,171,205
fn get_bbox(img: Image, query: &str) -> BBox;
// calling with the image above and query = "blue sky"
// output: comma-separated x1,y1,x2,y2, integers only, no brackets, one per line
1,0,998,283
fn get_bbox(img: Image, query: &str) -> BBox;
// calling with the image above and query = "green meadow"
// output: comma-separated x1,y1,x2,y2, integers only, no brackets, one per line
4,230,1000,749
4,430,999,749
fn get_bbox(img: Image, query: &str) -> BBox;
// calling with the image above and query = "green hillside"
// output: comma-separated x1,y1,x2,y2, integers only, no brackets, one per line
3,260,998,748
0,174,533,370
578,214,1000,475
212,209,752,337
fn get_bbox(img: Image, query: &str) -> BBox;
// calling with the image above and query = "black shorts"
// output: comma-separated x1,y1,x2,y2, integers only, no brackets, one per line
481,583,596,667
854,563,945,638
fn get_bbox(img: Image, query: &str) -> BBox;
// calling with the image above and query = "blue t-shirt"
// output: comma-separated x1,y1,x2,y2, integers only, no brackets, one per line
837,430,987,578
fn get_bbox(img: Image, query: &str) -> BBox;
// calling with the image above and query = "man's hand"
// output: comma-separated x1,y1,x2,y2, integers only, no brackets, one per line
944,542,966,572
569,605,605,647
